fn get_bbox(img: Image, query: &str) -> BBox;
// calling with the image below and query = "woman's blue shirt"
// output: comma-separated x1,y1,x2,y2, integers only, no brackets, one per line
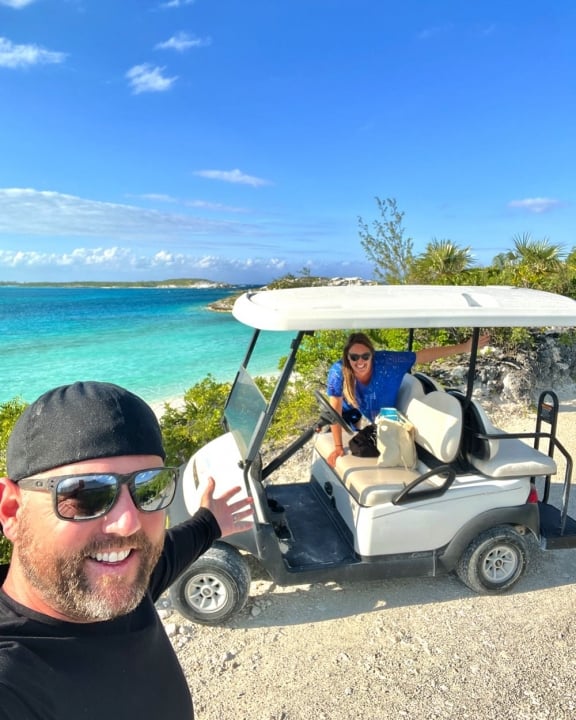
327,350,416,419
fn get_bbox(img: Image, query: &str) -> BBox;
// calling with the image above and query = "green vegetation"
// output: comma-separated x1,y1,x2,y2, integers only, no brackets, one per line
264,269,334,289
358,196,576,298
0,398,27,564
358,197,414,285
410,239,474,285
160,376,233,465
0,532,10,564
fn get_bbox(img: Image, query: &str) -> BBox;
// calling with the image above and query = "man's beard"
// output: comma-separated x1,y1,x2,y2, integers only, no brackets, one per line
16,512,163,622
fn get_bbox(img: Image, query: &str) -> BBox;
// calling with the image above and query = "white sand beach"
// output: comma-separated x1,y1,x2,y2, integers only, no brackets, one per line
151,396,187,418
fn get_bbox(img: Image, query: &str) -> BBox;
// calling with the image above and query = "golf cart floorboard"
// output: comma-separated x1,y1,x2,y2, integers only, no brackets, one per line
539,501,576,549
265,482,357,570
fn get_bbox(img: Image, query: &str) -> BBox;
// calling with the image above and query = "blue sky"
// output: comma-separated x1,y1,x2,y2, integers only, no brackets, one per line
0,0,575,285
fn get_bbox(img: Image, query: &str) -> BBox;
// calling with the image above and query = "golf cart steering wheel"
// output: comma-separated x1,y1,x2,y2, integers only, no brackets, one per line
314,390,356,435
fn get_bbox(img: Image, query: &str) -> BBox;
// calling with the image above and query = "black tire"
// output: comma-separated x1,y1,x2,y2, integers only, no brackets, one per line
456,526,528,594
169,543,251,625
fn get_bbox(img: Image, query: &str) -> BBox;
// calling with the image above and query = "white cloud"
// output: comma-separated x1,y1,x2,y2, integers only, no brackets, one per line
0,188,369,283
158,0,195,8
183,199,247,213
0,188,250,239
478,24,497,37
0,246,290,278
155,32,211,52
134,192,247,213
0,36,66,68
0,243,370,284
0,0,37,7
125,63,177,94
137,193,178,203
194,168,272,188
417,24,453,40
508,197,562,214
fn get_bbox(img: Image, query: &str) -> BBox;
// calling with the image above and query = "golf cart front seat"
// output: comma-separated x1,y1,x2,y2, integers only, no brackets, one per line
315,382,463,506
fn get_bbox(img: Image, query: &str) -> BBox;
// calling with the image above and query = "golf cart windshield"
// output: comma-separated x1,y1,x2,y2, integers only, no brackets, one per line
223,367,267,462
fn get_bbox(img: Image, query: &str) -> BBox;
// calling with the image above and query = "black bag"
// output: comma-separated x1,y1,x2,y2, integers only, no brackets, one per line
348,423,379,457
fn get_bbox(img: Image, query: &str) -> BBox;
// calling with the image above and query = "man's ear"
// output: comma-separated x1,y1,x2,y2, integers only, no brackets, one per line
0,477,22,542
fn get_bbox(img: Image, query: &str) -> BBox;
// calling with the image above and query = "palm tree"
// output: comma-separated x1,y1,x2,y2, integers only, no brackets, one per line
411,238,474,284
507,233,565,288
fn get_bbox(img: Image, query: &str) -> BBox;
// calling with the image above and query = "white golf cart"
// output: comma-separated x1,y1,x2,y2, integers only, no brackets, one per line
168,285,576,625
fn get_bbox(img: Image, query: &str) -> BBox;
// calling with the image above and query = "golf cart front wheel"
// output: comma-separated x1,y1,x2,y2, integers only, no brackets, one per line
457,526,528,594
169,543,251,625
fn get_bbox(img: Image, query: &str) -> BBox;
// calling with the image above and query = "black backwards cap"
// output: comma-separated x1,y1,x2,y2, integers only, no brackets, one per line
7,381,166,482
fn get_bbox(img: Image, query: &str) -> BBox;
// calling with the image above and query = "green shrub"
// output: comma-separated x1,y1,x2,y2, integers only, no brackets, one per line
0,398,27,565
160,375,232,466
0,533,10,565
255,375,320,442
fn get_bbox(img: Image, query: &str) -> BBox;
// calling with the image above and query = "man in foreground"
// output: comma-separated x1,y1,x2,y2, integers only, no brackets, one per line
0,380,252,719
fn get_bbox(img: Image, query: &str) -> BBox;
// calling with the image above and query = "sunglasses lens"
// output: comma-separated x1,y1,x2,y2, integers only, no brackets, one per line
54,468,177,520
133,468,177,512
349,352,371,362
56,475,117,520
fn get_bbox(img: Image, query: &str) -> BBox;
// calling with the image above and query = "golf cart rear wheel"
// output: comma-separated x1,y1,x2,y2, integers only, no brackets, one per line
457,526,528,594
169,543,251,625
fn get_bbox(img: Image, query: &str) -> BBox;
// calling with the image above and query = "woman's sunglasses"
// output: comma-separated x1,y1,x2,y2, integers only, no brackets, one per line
348,352,372,362
17,467,178,522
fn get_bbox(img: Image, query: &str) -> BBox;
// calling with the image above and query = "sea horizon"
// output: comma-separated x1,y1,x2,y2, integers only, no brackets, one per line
0,285,287,407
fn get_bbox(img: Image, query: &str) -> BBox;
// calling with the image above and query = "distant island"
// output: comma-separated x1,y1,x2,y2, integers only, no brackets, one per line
0,275,373,313
0,279,237,289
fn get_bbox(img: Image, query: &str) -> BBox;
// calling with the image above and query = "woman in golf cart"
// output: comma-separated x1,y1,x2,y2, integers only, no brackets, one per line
326,332,489,467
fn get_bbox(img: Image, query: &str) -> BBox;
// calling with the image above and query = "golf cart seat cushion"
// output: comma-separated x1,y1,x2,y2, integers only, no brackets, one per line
338,460,422,505
396,373,426,414
314,431,415,504
412,371,444,394
464,399,557,478
404,391,463,463
470,440,557,478
464,400,500,460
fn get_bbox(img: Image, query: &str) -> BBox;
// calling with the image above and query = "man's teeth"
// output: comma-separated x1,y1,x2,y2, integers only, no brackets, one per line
91,549,131,563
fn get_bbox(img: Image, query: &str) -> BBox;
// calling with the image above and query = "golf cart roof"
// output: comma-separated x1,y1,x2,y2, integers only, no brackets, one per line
233,285,576,331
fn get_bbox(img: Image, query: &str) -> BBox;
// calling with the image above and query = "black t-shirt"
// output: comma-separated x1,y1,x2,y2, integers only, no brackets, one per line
0,508,221,720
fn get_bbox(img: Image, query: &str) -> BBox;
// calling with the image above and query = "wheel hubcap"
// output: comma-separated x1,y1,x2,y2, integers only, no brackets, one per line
186,573,228,613
482,544,518,583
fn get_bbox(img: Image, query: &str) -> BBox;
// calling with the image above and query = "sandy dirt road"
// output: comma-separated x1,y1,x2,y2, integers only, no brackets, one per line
165,399,576,720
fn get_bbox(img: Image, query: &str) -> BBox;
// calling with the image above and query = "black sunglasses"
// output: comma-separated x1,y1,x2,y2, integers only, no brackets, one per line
348,352,372,362
17,467,178,522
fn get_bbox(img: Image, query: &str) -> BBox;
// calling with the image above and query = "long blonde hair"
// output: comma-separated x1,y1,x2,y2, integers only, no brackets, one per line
341,333,375,407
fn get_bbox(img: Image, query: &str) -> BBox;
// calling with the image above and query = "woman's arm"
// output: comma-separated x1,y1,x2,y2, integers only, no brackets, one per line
328,395,345,467
415,333,489,365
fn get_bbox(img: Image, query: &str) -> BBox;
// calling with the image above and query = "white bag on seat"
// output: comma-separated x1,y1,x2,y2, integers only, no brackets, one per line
375,413,417,469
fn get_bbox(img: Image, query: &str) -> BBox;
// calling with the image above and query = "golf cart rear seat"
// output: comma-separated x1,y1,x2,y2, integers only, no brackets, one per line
315,380,463,506
456,395,557,478
400,377,557,478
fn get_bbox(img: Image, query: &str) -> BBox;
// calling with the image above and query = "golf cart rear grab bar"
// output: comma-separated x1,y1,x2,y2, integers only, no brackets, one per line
392,465,456,505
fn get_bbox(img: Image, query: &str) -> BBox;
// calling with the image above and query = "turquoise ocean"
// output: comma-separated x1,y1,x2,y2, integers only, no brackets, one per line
0,286,288,407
